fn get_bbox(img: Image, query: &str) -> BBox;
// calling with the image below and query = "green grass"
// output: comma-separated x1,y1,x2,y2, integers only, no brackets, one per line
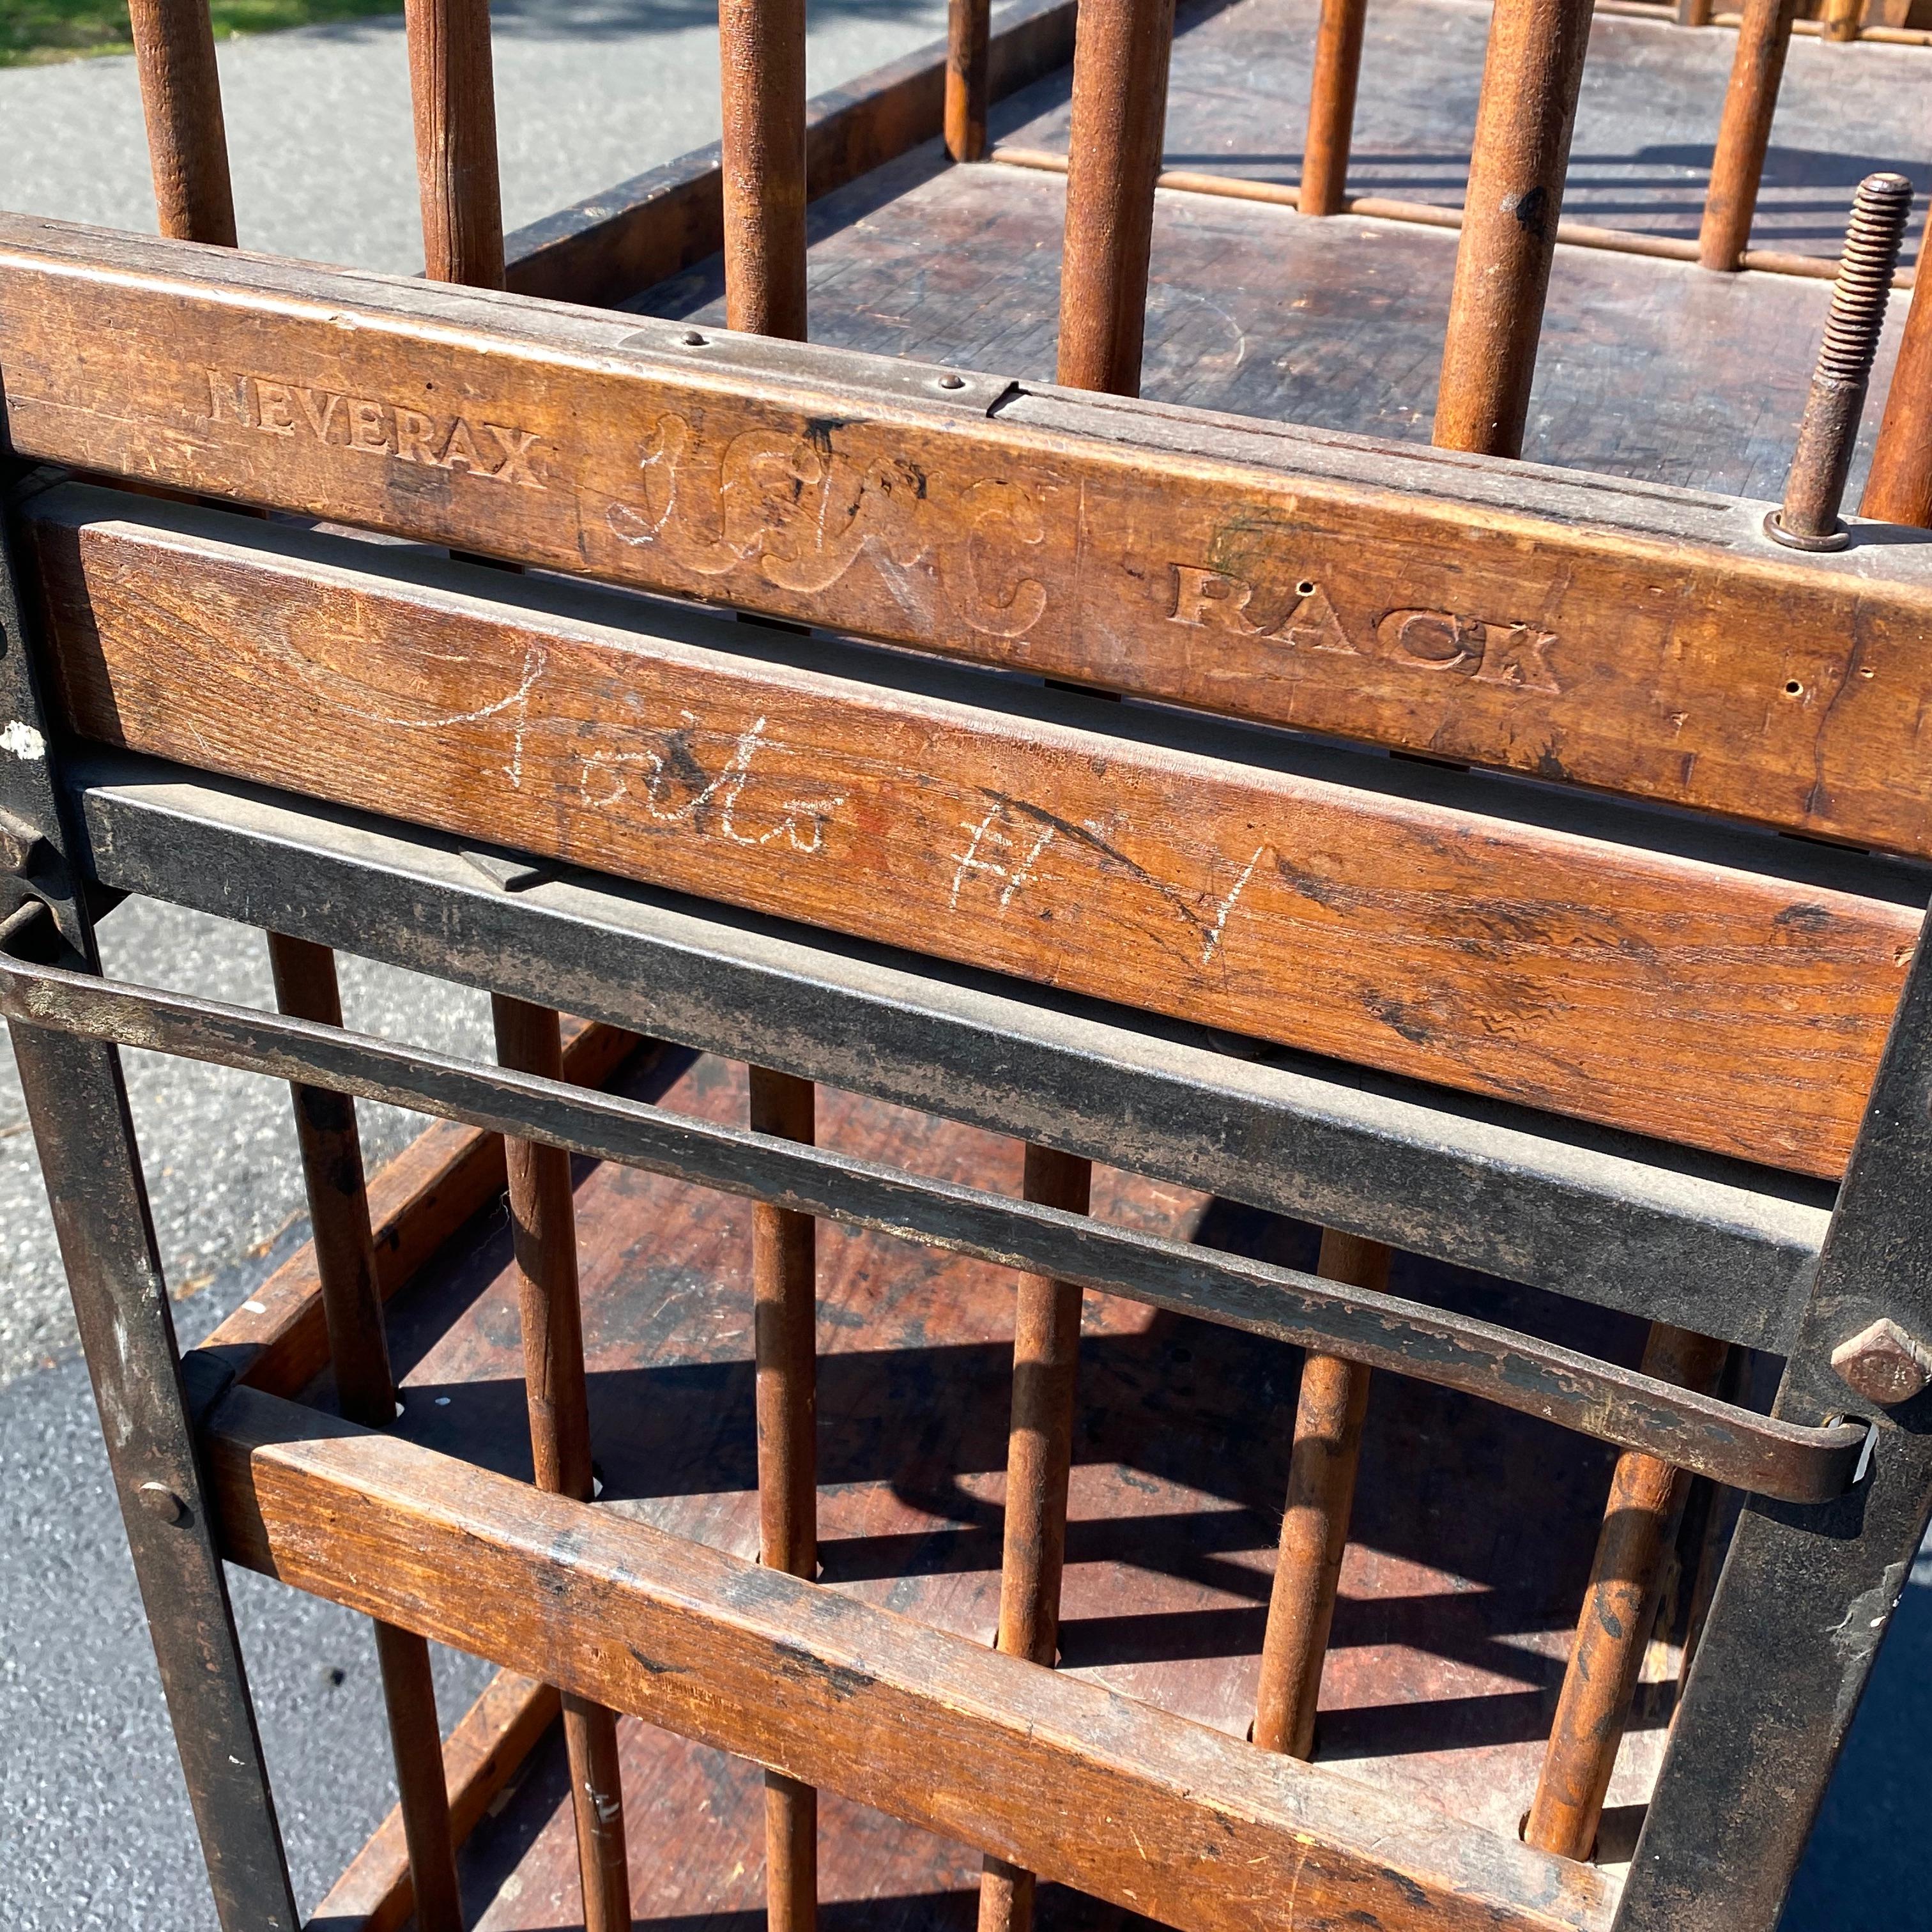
0,1,404,66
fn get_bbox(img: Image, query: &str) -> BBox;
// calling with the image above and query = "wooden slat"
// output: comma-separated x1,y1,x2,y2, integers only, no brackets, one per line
204,1384,1619,1932
314,1669,562,1932
11,220,1932,862
198,1019,640,1398
29,491,1919,1179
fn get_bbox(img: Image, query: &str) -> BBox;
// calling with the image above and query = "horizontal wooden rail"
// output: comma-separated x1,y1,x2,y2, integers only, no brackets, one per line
26,489,1922,1177
0,935,1872,1500
988,145,1917,288
206,1383,1618,1932
8,221,1932,874
201,1019,641,1396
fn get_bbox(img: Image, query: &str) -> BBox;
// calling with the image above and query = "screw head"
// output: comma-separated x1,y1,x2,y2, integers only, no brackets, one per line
1830,1317,1932,1407
136,1482,187,1524
680,330,709,347
936,373,967,390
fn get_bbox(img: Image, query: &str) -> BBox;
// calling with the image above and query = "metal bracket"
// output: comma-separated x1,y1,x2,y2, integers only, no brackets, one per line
0,466,88,956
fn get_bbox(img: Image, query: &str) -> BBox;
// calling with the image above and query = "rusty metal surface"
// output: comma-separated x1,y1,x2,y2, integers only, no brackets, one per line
0,940,1865,1502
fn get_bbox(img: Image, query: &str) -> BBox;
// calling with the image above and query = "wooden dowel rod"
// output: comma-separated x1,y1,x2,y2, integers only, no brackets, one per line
1862,280,1932,526
1524,1323,1730,1861
719,0,810,339
1058,0,1177,395
266,933,463,1932
1677,0,1715,24
1821,0,1862,41
1251,1230,1386,1759
1435,0,1595,458
748,1065,819,1932
977,1146,1091,1932
1698,0,1799,272
492,996,632,1932
947,0,993,162
403,0,506,289
1299,0,1369,218
126,0,237,247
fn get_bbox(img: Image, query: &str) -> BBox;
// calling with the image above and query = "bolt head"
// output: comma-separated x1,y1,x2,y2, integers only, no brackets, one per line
136,1482,187,1524
0,807,45,877
1830,1318,1932,1407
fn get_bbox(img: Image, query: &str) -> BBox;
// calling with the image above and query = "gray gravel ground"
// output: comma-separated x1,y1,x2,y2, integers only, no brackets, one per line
1,3,1928,1927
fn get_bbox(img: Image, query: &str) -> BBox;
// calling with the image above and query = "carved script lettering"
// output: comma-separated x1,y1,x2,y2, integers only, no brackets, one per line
607,413,1049,640
204,370,546,489
1167,565,1560,693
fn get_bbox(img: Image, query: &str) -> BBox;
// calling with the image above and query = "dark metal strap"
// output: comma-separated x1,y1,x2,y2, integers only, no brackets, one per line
0,919,1866,1503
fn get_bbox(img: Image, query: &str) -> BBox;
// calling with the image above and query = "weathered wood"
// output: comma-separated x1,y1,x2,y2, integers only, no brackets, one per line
19,225,1932,866
1526,1324,1729,1861
1299,0,1368,217
1864,279,1932,525
947,0,993,160
126,0,237,249
204,1383,1620,1932
979,1143,1090,1932
1699,0,1800,271
720,0,809,339
749,1064,819,1932
196,1020,640,1398
266,933,463,1932
316,1669,562,1932
1251,1229,1386,1759
1059,0,1176,394
404,0,505,289
29,492,1923,1178
493,995,632,1932
1436,0,1594,457
503,0,1080,308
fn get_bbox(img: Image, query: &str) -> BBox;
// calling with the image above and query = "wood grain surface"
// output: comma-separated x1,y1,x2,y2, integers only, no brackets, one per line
28,490,1921,1177
8,218,1932,868
205,1381,1619,1932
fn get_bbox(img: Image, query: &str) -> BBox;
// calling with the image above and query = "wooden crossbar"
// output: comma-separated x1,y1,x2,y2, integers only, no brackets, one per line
204,1383,1619,1932
6,218,1932,865
26,487,1918,1177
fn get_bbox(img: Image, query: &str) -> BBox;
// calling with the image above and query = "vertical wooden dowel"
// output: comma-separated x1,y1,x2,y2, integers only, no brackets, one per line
1058,0,1177,395
1434,0,1593,459
1676,0,1715,24
1299,0,1369,218
404,0,506,289
1250,1229,1385,1759
126,0,238,247
266,934,464,1932
947,0,993,162
977,1147,1091,1932
748,1066,819,1932
1862,280,1932,526
1821,0,1862,42
720,0,809,339
1524,1324,1730,1861
492,997,632,1932
1697,0,1799,272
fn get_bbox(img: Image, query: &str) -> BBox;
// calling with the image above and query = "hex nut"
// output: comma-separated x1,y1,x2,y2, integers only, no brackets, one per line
1829,1318,1932,1407
136,1482,187,1524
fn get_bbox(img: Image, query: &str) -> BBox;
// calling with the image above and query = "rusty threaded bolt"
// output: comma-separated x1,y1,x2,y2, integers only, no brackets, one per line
1768,172,1915,551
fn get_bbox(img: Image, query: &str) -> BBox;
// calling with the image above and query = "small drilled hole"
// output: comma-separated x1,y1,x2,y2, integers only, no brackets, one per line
1785,680,1804,696
680,330,708,346
1297,579,1317,597
937,372,967,390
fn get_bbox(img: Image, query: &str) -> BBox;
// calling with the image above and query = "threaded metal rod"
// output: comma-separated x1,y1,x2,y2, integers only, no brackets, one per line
1770,172,1914,549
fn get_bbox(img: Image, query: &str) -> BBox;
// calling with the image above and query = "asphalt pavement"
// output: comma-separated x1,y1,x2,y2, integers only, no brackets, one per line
0,4,1927,1927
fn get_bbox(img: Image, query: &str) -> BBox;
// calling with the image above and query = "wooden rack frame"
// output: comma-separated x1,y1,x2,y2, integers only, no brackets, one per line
3,3,1929,1932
